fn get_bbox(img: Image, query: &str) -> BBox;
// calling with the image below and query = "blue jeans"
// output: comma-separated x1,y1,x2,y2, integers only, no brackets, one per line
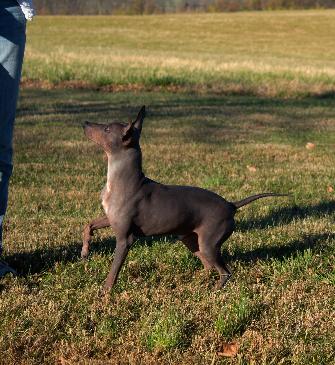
0,0,26,253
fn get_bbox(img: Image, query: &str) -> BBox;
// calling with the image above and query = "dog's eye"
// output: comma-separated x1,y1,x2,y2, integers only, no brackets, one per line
104,126,110,133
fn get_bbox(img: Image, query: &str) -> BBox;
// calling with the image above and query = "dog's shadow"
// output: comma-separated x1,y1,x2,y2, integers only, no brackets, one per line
4,235,162,277
228,232,333,265
5,238,116,277
230,200,334,262
236,200,335,232
4,200,334,278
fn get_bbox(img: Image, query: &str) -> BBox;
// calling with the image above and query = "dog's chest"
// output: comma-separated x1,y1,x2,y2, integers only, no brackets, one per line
101,185,124,225
101,185,113,215
101,160,125,217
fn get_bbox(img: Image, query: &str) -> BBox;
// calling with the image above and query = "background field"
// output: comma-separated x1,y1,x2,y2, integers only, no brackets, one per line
23,11,335,97
1,10,335,365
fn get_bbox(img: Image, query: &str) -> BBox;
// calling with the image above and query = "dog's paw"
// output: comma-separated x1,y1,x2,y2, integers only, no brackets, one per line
100,284,112,296
80,249,89,260
216,274,232,290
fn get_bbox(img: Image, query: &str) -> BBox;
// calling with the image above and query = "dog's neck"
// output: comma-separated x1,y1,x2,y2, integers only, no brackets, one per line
106,148,144,193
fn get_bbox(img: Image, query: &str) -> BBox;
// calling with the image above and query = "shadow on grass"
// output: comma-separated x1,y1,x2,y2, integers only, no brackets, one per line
18,101,118,120
228,232,334,265
17,89,335,145
4,229,332,280
237,200,335,232
313,90,335,99
4,234,164,277
5,236,116,277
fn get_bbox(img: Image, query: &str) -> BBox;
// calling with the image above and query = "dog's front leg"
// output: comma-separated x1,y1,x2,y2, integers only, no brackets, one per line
103,234,134,291
81,215,110,259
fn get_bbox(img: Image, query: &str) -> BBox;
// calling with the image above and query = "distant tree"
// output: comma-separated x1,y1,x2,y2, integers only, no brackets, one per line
32,0,335,14
144,0,158,13
246,0,262,10
130,0,145,14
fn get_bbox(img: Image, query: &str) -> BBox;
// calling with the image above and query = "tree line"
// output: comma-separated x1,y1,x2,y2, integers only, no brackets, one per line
33,0,335,14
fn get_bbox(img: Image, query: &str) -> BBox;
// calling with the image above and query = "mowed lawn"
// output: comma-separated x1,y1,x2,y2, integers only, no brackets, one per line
23,11,335,96
0,89,334,364
1,10,335,365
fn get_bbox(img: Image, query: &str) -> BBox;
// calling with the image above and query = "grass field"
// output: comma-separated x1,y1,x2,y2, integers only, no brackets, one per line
1,89,334,364
1,10,335,365
23,11,335,97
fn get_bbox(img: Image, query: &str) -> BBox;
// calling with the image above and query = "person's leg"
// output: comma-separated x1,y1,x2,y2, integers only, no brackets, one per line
0,1,26,267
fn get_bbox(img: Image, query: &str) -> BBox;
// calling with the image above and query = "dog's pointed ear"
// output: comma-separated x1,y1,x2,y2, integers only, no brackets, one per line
121,122,136,146
122,106,145,146
133,105,145,133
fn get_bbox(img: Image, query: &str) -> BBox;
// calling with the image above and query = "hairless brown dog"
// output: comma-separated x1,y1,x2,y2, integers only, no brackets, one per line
82,106,288,291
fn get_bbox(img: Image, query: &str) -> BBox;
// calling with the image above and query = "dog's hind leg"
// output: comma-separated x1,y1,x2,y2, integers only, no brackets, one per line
197,219,235,289
180,233,213,270
81,215,110,259
201,246,232,289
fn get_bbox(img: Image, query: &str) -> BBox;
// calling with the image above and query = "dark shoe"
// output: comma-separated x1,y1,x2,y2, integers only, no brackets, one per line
0,259,17,277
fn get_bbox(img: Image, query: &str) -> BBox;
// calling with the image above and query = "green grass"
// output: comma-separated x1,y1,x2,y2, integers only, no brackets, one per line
23,11,335,96
143,309,190,352
0,88,334,364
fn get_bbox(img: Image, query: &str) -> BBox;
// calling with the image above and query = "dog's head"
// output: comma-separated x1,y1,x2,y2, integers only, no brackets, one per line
83,106,145,155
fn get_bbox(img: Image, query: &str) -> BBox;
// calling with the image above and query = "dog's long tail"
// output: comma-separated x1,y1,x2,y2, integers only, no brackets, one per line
232,193,289,209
